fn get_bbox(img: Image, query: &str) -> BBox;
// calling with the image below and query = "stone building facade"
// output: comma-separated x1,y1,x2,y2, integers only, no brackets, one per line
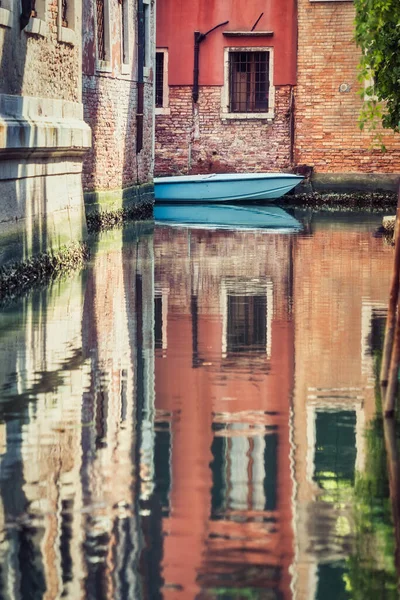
82,0,155,216
155,0,297,176
295,0,400,190
0,0,91,266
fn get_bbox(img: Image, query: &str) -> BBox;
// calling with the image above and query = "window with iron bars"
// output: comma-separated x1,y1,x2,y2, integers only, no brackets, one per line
155,52,164,108
229,51,270,113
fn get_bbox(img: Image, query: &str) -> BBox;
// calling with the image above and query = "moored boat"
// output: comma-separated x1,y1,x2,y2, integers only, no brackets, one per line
154,172,303,203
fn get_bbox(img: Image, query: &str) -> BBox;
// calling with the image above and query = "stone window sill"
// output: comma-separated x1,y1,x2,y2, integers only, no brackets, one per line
58,26,76,45
155,107,170,116
96,60,112,73
0,8,12,28
221,111,274,121
25,17,48,37
121,63,131,76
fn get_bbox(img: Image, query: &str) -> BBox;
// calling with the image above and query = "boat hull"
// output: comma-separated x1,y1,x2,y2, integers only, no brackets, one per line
154,173,303,202
154,204,302,232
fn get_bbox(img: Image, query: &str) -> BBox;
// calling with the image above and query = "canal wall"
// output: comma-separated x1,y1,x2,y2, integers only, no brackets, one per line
0,0,91,268
82,0,155,218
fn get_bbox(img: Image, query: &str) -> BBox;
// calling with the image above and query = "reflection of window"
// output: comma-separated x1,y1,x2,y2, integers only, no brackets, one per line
221,278,273,359
154,289,168,354
314,411,356,501
154,421,171,516
227,295,266,353
361,303,387,378
154,296,163,350
316,562,349,600
211,423,278,518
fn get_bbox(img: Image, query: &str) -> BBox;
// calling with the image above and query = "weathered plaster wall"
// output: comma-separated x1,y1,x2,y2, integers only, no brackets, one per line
155,86,293,176
0,2,90,268
295,0,400,176
156,0,297,86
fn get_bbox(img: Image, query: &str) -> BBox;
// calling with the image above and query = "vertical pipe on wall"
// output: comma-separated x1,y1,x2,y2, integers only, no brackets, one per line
136,0,144,155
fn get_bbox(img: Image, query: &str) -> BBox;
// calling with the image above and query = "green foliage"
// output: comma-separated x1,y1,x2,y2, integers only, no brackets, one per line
354,0,400,133
346,353,400,598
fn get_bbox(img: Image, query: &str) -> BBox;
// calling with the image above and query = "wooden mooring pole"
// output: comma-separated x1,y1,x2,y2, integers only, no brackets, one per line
381,181,400,416
383,417,400,589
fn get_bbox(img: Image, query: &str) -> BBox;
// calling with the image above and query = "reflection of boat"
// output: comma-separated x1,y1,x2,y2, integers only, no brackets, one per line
154,173,303,202
154,203,302,232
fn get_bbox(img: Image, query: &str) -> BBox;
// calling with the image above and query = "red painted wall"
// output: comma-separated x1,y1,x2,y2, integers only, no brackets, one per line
157,0,297,86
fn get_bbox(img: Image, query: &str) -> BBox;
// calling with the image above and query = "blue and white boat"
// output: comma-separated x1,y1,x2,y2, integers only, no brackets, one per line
154,172,303,203
154,204,302,232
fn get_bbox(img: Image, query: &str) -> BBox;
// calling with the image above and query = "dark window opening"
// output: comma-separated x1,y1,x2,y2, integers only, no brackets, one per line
143,2,149,67
154,296,163,349
229,51,270,113
227,294,267,353
121,0,128,64
210,425,278,518
96,0,106,61
61,0,68,27
314,411,357,493
154,422,172,515
155,52,165,108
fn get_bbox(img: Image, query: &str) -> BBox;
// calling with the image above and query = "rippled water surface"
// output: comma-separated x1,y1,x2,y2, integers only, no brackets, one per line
0,210,399,599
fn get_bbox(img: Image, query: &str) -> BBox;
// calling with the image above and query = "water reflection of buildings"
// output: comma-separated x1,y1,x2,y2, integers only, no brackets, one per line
0,224,155,600
291,215,393,600
154,227,296,598
0,215,395,599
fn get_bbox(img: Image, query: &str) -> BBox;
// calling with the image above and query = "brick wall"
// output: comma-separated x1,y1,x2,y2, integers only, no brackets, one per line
82,0,154,194
155,86,293,176
82,77,153,191
295,0,400,173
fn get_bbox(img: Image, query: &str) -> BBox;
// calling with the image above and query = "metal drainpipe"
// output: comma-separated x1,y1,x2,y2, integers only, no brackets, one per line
192,21,229,104
137,0,144,156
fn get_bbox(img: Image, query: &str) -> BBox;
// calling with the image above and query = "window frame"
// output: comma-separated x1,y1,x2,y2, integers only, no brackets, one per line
120,0,131,75
0,0,13,28
143,0,151,78
24,0,49,37
221,46,275,120
57,0,77,45
221,278,273,359
155,48,170,115
95,0,111,73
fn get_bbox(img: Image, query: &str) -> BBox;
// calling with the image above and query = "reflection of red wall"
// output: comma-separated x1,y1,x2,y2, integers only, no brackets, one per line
156,0,297,86
155,227,295,598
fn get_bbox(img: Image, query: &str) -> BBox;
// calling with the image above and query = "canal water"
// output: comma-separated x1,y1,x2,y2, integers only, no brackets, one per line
0,208,398,599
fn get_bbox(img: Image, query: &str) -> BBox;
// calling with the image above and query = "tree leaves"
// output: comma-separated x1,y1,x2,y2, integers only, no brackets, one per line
354,0,400,134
